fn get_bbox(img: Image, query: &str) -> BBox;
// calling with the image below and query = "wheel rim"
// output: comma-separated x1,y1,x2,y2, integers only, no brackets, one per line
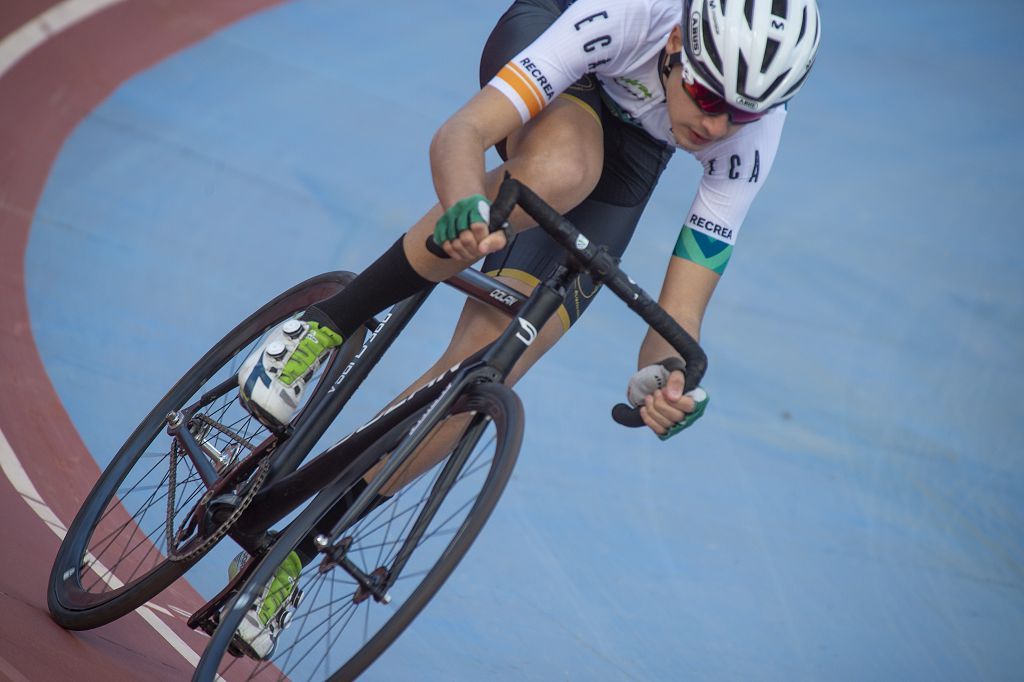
52,275,352,615
210,397,517,681
58,327,281,609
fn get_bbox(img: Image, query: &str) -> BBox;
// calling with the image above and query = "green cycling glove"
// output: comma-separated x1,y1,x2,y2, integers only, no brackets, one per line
433,194,491,245
659,387,710,441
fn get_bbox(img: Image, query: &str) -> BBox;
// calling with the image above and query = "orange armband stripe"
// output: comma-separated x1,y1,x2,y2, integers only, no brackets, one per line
497,63,545,118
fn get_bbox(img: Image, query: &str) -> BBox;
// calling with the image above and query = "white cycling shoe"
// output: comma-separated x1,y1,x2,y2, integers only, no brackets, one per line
229,551,303,660
238,318,343,429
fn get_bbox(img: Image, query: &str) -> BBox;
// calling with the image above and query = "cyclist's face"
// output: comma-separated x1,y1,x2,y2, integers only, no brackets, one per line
663,27,735,151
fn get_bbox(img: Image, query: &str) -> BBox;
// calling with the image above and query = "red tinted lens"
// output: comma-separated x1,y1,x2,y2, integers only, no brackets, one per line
683,80,728,113
683,80,766,124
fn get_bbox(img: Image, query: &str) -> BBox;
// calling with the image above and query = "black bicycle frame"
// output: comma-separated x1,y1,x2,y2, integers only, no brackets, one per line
227,265,540,541
306,262,575,562
209,175,707,552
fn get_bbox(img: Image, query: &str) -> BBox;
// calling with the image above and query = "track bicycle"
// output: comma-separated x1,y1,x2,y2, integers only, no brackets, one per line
48,176,707,680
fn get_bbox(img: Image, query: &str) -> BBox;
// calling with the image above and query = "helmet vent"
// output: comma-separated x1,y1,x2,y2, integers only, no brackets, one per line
771,0,787,19
702,11,724,74
762,39,780,73
782,68,810,98
798,6,807,42
743,0,755,29
737,53,749,96
762,69,789,101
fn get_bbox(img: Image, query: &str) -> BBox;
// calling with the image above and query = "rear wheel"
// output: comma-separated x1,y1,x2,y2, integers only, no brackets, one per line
48,272,358,630
194,382,524,681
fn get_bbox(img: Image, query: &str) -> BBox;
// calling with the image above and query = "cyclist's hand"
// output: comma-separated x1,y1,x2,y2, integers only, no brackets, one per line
628,362,709,440
433,195,505,261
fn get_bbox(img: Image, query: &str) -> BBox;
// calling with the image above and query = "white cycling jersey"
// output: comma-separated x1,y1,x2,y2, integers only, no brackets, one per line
486,0,785,263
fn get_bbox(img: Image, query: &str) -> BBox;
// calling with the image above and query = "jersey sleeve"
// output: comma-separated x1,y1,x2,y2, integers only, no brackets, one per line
673,107,787,275
486,0,667,122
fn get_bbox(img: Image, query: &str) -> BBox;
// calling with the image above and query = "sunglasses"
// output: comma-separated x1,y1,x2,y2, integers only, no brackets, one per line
664,52,768,124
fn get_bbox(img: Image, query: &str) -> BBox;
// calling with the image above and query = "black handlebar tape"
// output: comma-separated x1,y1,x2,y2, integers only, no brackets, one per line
421,176,707,430
611,357,687,428
488,174,520,233
503,177,706,386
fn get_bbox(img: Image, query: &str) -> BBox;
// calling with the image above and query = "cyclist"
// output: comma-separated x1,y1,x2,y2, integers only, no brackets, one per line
230,0,821,658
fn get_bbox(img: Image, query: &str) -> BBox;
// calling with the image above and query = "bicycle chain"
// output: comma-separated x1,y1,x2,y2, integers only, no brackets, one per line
164,417,272,563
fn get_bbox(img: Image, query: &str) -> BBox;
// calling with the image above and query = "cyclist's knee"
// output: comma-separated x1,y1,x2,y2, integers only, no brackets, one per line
516,151,599,210
505,103,603,209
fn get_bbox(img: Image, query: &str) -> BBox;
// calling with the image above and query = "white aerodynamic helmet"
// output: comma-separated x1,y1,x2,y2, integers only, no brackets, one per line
682,0,821,114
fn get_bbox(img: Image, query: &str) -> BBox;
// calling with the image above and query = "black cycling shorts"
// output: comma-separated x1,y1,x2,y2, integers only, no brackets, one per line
478,0,675,329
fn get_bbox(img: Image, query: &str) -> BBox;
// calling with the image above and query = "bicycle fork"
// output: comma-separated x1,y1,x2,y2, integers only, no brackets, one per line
314,410,491,604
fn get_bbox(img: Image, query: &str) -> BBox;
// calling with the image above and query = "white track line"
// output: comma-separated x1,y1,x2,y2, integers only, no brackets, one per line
0,0,129,79
1,0,212,672
0,425,206,670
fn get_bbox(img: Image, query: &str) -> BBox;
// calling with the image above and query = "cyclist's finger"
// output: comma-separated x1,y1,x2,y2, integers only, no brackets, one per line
643,394,678,430
442,239,461,260
455,229,479,259
639,405,667,435
665,370,686,402
470,219,490,244
443,236,472,262
478,230,507,255
459,231,486,261
653,389,689,419
446,238,471,261
659,392,695,416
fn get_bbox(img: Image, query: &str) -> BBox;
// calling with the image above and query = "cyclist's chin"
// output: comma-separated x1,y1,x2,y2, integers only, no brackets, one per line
673,127,713,150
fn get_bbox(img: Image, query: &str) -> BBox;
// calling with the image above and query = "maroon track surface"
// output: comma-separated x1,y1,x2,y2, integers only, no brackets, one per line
0,1,281,678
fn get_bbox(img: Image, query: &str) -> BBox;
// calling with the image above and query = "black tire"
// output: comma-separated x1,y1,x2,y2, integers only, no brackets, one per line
48,272,357,630
194,381,524,682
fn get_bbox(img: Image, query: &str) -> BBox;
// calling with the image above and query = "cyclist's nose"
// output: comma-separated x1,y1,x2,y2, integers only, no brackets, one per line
701,113,730,139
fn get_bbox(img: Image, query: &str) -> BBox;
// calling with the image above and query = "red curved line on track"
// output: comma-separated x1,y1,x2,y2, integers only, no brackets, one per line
0,1,282,677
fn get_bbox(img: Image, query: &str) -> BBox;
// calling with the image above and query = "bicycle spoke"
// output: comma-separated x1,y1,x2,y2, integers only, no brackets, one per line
217,396,517,682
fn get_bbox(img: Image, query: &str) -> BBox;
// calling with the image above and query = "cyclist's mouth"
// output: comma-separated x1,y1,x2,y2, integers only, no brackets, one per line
688,129,709,145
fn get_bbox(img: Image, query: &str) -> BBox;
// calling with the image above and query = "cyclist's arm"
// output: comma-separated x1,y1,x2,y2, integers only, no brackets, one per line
429,86,522,211
634,256,718,434
638,256,719,367
426,0,668,260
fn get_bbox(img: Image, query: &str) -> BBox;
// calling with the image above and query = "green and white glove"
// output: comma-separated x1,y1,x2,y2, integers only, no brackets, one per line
627,361,709,440
658,386,709,441
433,194,491,245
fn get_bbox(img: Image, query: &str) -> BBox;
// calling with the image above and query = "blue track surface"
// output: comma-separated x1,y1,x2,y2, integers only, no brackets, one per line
25,0,1024,679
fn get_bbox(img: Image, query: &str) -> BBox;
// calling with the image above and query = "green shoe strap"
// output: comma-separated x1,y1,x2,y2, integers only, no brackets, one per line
257,551,302,625
280,322,344,385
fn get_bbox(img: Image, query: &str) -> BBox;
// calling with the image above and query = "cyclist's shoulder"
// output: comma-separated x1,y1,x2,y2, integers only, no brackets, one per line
560,0,680,37
546,0,679,71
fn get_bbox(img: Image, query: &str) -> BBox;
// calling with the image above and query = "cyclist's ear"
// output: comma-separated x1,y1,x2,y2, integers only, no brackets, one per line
666,24,683,54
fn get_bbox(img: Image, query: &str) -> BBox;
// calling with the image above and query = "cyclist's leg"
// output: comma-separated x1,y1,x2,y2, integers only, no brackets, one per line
303,0,606,335
371,277,564,495
369,120,677,493
404,99,604,278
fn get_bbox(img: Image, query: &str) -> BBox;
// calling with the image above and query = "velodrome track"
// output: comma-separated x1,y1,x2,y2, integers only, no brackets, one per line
0,1,284,677
2,1,1022,680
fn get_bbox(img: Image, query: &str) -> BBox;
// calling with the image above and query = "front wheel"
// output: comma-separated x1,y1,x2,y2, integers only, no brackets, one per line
48,272,356,630
194,381,524,681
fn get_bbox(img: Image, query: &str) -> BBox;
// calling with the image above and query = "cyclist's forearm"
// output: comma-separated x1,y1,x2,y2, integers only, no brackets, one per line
636,256,718,369
429,88,522,206
429,117,489,207
638,316,701,369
